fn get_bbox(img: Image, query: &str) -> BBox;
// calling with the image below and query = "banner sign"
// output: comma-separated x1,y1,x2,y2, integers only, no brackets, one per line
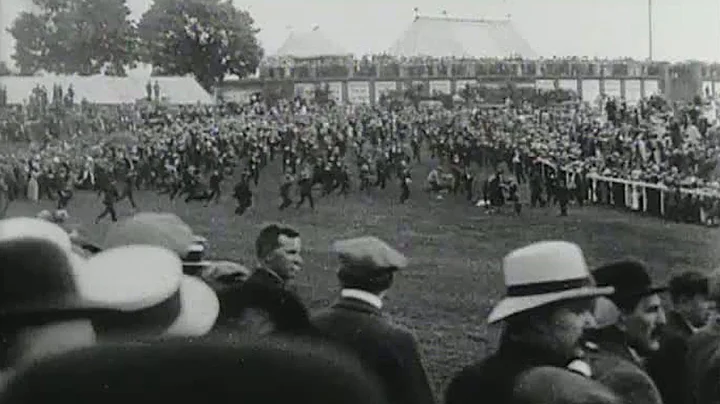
644,80,660,97
455,79,476,93
604,80,621,98
558,80,578,93
535,79,556,91
294,83,315,99
374,81,397,102
624,80,642,104
347,81,370,104
581,79,600,103
429,80,451,95
326,82,342,103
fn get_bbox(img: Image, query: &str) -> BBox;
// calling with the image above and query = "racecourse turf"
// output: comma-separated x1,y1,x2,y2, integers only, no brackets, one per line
6,159,720,400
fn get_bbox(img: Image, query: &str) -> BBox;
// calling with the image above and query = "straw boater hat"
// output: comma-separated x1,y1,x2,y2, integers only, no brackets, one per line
487,241,614,324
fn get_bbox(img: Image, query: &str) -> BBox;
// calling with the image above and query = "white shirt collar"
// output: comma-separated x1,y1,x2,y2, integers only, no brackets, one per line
341,289,383,309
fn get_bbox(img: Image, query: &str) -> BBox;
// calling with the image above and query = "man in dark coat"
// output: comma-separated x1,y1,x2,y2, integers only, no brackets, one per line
214,224,311,337
685,267,720,404
312,236,435,404
445,241,615,404
647,271,710,404
585,260,667,404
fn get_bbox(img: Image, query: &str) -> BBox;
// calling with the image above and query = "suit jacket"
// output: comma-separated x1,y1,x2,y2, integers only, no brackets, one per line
312,296,435,404
686,321,720,404
446,335,603,404
586,328,663,404
647,310,694,404
215,268,314,337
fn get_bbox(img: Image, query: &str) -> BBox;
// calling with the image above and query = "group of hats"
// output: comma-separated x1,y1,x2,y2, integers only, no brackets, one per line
488,240,666,324
1,213,220,339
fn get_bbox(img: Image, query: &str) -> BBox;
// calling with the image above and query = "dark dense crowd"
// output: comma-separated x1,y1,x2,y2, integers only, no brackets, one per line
1,83,719,227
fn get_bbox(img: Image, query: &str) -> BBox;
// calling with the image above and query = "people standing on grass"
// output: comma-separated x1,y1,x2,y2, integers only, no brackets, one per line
445,241,617,404
313,236,435,404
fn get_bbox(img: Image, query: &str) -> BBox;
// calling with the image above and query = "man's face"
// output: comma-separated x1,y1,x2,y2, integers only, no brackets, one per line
264,235,303,281
622,293,667,355
681,294,713,329
539,299,597,361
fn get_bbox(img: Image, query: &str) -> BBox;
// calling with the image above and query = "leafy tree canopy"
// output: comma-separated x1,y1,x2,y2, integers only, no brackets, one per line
8,0,139,76
138,0,264,91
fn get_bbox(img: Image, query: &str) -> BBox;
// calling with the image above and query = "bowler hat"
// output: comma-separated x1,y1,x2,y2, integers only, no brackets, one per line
488,241,614,324
592,259,667,304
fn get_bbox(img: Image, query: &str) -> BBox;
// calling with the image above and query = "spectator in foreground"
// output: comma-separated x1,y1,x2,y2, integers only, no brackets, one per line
445,241,615,404
0,218,184,391
0,338,390,404
647,271,710,404
586,260,667,404
313,236,435,404
213,224,312,337
685,266,720,404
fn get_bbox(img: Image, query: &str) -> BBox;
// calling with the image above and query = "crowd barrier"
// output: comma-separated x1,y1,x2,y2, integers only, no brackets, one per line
537,159,720,226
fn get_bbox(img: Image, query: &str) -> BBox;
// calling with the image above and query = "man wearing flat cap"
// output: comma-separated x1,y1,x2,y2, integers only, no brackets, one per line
584,259,667,404
445,241,616,404
312,236,435,404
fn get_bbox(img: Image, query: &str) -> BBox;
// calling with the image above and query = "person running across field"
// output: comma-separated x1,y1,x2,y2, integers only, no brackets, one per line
204,170,223,207
296,167,314,211
233,172,253,216
399,161,412,204
95,179,120,223
279,171,294,210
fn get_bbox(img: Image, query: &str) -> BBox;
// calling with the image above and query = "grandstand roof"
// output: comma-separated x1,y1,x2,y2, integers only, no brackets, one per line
0,75,214,105
274,28,351,59
387,16,537,59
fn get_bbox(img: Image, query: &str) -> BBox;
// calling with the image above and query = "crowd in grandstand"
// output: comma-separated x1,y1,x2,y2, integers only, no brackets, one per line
261,55,670,80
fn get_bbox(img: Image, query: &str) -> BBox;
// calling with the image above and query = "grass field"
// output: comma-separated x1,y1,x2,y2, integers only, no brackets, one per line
7,159,720,400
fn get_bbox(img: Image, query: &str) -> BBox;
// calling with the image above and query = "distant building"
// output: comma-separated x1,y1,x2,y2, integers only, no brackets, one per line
387,16,536,59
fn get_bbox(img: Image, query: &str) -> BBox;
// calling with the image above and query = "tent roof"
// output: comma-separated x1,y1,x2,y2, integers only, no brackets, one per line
274,29,350,59
0,74,214,105
387,16,536,59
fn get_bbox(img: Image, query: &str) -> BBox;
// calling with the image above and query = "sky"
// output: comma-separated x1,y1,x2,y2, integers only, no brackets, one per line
2,0,720,67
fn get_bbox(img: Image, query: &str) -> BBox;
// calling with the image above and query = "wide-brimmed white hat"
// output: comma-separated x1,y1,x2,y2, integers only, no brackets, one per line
488,241,614,324
0,218,181,317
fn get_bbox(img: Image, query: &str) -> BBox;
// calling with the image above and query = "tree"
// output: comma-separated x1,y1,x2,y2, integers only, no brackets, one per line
138,0,263,91
0,62,10,76
8,0,139,76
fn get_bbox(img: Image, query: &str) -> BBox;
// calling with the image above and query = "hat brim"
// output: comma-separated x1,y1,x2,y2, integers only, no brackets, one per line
164,276,219,337
487,286,615,324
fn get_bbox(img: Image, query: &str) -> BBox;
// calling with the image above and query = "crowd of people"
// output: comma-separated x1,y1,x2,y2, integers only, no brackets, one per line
1,211,720,404
260,54,670,81
0,82,718,226
0,75,719,402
